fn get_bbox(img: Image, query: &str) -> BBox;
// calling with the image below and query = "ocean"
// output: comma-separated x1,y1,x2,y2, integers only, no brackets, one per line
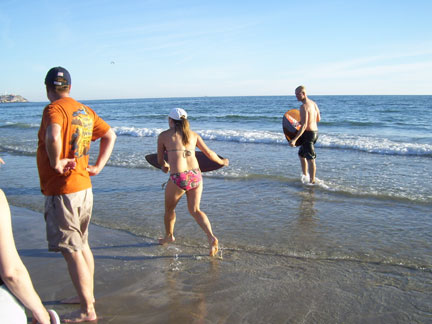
1,95,431,323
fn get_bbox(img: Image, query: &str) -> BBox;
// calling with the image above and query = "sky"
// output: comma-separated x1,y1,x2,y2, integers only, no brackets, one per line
1,0,431,101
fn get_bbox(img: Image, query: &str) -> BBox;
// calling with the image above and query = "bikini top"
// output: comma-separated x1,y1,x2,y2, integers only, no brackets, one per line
166,148,193,158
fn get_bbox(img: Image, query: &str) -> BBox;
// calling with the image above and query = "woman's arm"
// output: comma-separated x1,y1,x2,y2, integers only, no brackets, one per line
0,190,50,324
157,133,170,173
196,135,229,166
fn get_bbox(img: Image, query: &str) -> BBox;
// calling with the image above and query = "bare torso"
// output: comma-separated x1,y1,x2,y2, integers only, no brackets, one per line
158,129,200,173
301,98,320,131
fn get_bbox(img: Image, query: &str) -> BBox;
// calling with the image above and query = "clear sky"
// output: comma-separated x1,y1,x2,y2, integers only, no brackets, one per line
1,0,431,101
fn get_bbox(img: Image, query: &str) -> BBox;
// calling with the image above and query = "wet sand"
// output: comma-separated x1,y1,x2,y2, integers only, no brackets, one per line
12,205,431,324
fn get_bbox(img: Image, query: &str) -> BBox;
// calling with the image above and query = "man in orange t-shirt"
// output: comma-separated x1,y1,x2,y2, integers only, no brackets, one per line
37,67,116,323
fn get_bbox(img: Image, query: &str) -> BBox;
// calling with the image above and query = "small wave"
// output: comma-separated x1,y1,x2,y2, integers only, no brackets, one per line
113,126,164,137
240,248,432,273
113,126,285,144
198,129,282,144
320,120,384,127
319,134,432,157
90,218,432,273
0,122,39,129
113,126,432,157
216,114,280,122
0,145,36,156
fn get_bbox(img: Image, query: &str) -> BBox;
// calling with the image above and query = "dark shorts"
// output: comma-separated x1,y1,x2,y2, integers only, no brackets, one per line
298,131,318,160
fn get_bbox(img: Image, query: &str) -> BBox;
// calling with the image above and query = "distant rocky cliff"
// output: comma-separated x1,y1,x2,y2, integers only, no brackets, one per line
0,94,29,103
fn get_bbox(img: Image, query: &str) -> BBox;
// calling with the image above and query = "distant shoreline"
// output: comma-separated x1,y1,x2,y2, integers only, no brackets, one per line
0,94,28,103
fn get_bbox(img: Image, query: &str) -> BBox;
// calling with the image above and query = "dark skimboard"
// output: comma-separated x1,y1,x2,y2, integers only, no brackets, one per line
145,151,224,172
282,109,304,146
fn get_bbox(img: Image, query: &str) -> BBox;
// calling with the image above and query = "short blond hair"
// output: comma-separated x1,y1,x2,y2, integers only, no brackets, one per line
295,85,306,94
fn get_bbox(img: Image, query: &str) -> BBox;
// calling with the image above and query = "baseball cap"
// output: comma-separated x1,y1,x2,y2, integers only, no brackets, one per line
45,67,71,86
168,108,188,120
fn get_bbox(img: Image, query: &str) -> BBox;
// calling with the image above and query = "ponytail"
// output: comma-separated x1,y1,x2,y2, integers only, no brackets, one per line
173,117,190,146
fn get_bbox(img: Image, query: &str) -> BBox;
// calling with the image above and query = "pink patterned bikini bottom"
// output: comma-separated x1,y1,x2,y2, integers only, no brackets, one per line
170,168,202,191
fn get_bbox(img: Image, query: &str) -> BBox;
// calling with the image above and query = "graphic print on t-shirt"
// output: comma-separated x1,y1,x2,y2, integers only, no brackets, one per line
70,107,94,158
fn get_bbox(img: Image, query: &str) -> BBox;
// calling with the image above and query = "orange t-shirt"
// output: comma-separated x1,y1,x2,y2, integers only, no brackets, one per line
37,97,111,196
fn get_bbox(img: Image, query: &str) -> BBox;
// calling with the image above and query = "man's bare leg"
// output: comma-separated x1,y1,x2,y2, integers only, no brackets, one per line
307,159,316,184
60,245,95,304
299,156,310,183
61,249,97,323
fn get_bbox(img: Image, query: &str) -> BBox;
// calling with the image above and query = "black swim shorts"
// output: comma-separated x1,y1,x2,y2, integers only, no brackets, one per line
298,131,318,160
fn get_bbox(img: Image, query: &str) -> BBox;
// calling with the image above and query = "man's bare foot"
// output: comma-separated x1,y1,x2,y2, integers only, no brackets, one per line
60,296,95,304
209,237,218,257
62,309,97,323
158,234,175,245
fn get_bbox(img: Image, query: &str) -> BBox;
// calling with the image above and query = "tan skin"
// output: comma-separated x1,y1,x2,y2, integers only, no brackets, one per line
157,118,229,256
44,86,116,323
290,87,320,183
0,190,51,324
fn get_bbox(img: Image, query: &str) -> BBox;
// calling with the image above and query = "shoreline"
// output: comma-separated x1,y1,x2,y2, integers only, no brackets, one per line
11,204,432,324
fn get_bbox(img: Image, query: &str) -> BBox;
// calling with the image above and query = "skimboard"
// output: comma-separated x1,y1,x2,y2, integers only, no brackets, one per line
282,109,304,146
145,151,225,172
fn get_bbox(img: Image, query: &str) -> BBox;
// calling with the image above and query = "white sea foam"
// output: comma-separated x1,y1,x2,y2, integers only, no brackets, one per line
318,134,432,156
113,126,163,137
112,126,432,156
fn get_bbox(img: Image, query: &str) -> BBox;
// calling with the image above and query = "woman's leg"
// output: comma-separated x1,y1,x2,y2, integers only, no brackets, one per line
186,183,219,256
159,180,184,244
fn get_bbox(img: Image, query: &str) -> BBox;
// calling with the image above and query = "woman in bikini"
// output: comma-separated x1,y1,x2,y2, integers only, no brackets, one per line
157,108,229,256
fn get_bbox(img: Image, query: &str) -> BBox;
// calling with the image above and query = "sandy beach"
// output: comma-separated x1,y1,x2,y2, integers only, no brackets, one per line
12,203,431,324
2,96,431,323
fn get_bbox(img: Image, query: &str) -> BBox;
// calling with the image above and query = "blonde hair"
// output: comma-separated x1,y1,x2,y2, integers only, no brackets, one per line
295,85,306,94
173,116,190,146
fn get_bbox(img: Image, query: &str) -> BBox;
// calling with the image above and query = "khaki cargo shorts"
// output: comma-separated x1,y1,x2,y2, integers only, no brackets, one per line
44,188,93,253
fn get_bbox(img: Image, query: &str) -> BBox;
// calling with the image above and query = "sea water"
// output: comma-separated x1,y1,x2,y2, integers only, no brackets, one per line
1,95,431,322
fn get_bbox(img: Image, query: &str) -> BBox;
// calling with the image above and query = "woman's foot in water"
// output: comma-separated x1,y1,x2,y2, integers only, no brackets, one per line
209,237,219,257
158,234,175,245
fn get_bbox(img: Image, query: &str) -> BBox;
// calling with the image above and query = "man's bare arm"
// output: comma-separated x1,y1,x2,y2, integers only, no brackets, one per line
86,128,116,176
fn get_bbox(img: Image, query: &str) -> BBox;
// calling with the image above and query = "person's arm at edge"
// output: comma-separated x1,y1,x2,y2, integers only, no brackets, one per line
196,134,229,166
45,123,76,174
316,103,321,123
0,190,50,324
157,133,170,173
87,128,117,176
0,158,4,165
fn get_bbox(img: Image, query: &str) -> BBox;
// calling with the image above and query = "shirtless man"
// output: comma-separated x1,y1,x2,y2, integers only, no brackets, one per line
289,85,321,184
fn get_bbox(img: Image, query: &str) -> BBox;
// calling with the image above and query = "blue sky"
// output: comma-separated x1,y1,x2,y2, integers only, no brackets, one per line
1,0,431,101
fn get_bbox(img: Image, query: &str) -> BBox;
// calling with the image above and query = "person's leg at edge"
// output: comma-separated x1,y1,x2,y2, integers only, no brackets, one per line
159,180,184,244
300,156,308,179
307,158,316,184
61,246,97,323
186,183,218,256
